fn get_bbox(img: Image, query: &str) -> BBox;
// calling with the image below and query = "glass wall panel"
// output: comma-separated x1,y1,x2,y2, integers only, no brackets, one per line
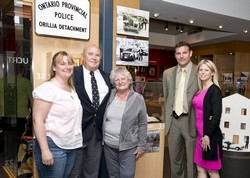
0,0,32,177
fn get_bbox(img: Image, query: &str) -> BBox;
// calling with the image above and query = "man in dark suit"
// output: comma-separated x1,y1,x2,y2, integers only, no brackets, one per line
163,41,199,178
70,44,111,178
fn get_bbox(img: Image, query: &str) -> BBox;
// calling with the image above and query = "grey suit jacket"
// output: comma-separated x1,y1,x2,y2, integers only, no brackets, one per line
163,63,198,137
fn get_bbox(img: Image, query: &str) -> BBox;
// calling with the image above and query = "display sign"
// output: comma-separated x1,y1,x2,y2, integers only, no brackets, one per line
35,0,90,40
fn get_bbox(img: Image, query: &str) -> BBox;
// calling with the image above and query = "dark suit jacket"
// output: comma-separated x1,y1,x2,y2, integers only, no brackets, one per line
73,66,111,142
202,84,223,160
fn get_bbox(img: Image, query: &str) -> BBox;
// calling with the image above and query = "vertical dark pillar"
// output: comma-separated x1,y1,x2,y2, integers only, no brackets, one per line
98,1,113,178
99,0,113,73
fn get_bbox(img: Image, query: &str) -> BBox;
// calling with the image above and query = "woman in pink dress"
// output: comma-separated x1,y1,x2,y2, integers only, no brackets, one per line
192,59,222,178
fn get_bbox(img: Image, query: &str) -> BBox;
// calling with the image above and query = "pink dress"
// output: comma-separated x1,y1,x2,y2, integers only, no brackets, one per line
192,88,221,170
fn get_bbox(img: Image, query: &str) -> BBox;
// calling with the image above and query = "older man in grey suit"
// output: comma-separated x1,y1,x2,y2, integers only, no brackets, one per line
163,41,198,178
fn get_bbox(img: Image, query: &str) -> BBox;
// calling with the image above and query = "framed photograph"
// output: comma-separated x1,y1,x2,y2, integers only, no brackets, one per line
133,76,146,94
145,130,160,153
240,72,249,82
116,37,149,66
117,6,149,38
222,72,233,83
148,65,157,77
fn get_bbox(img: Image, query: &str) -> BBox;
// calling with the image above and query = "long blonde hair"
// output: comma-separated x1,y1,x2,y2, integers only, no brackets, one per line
197,59,220,91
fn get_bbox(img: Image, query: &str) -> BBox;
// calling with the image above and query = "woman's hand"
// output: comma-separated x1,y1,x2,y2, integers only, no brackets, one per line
134,148,144,159
201,135,210,151
41,148,54,166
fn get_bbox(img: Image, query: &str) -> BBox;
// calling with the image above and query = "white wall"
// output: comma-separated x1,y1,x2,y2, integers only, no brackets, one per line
161,0,250,20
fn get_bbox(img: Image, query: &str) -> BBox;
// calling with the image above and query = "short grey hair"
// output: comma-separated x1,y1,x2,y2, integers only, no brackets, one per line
110,66,133,88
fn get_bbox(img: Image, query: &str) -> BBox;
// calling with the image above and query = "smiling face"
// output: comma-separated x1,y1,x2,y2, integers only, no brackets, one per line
53,55,74,80
175,45,193,68
114,73,131,92
82,44,101,71
198,63,214,83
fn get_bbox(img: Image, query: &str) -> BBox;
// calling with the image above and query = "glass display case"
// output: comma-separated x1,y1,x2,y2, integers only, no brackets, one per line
141,81,165,122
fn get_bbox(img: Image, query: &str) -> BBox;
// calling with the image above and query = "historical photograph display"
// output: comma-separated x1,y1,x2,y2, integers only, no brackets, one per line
240,72,249,82
222,72,233,84
145,130,160,153
116,37,149,66
117,5,149,38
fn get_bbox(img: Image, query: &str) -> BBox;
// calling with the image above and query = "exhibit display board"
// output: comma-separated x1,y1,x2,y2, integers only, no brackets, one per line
135,123,165,178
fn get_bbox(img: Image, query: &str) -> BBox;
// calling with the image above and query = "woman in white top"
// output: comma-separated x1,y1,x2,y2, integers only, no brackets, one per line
32,51,82,178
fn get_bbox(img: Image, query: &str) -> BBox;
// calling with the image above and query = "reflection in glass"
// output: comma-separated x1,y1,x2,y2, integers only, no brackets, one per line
0,1,32,177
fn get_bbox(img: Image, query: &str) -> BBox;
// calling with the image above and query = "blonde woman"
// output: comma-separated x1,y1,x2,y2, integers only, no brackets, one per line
192,59,223,178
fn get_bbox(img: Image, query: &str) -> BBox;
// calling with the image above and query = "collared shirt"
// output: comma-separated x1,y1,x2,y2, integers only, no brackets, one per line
175,62,193,114
82,65,109,104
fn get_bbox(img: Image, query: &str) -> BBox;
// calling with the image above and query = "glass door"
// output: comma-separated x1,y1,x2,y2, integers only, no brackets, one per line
0,0,32,177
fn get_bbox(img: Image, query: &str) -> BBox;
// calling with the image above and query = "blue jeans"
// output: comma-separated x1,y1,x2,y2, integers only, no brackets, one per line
34,137,76,178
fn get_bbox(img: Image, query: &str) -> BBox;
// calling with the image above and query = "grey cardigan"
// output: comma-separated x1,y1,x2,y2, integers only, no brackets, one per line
103,89,148,151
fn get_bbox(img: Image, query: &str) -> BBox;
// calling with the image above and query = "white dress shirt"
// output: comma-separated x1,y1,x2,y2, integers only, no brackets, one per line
82,66,109,104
